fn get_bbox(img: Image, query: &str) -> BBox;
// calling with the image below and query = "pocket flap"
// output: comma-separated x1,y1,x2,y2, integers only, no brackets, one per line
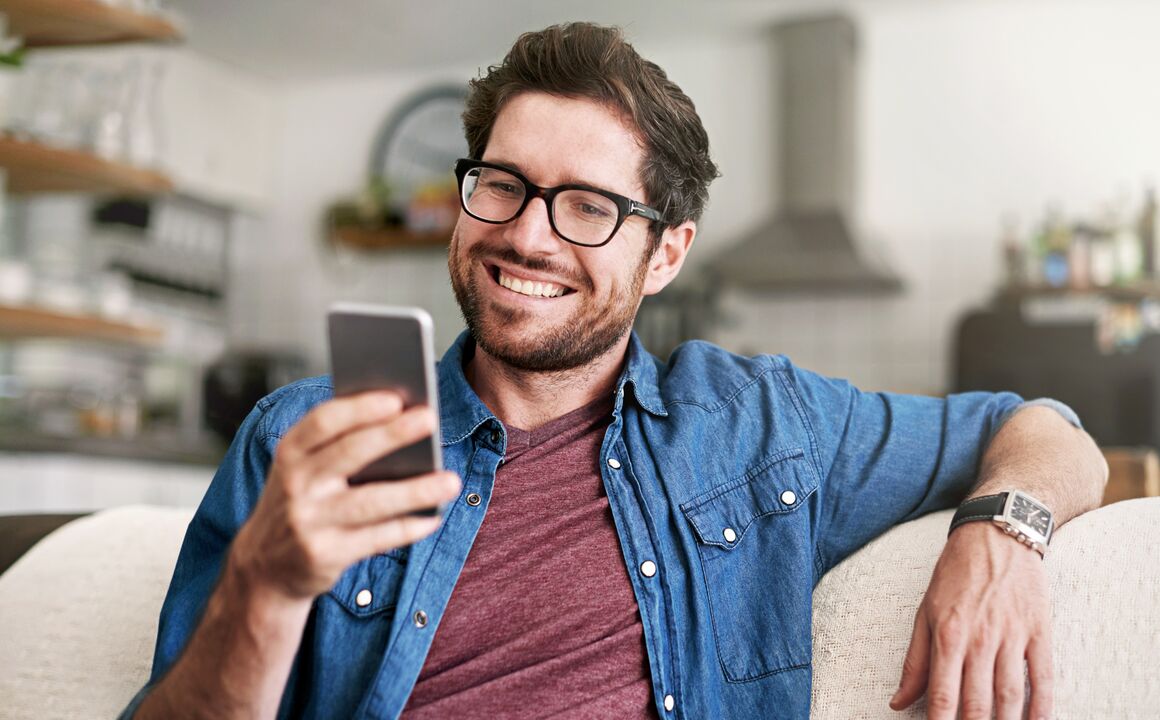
326,549,407,617
680,447,815,550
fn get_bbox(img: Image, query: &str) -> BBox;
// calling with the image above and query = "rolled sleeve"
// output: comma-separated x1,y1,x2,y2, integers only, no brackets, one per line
990,397,1083,442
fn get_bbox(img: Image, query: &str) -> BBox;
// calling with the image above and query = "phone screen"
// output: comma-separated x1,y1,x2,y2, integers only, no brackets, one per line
327,304,443,488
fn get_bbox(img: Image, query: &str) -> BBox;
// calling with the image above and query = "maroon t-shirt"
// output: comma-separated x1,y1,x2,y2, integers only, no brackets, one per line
401,396,659,719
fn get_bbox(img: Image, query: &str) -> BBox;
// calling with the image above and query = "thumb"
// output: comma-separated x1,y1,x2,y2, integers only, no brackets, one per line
890,607,931,711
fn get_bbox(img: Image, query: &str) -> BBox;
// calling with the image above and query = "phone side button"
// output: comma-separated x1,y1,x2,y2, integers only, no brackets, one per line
466,493,483,507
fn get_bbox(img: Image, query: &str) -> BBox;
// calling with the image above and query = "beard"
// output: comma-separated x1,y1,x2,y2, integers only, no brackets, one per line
448,227,650,373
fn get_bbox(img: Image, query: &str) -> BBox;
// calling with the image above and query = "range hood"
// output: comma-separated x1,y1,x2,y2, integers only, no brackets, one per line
709,15,903,294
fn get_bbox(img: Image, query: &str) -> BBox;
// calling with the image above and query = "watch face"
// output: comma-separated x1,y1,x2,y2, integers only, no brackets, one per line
1010,494,1052,536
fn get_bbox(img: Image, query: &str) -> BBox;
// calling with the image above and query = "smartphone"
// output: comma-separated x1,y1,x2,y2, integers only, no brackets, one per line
327,304,443,506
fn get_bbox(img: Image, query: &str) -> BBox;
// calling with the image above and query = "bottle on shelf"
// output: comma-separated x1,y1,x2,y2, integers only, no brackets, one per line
999,213,1024,288
1113,198,1144,286
1039,206,1071,288
1138,184,1156,279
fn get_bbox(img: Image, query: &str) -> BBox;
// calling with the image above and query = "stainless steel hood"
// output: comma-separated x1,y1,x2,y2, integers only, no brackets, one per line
708,14,903,294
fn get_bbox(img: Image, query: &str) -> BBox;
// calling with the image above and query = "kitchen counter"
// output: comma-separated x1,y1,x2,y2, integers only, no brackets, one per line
0,448,218,514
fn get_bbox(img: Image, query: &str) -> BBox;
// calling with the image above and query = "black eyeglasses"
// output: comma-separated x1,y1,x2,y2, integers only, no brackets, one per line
454,158,664,248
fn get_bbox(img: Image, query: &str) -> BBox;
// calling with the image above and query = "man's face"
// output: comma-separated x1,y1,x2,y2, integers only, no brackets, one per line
449,92,656,372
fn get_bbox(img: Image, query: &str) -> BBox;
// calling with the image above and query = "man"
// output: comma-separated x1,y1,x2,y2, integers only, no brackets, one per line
124,22,1106,720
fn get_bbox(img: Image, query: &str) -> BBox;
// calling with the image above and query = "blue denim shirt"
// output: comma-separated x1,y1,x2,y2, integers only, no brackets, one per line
123,331,1078,719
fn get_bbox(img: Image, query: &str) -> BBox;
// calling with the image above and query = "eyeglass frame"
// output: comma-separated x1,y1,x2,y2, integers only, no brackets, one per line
453,158,665,248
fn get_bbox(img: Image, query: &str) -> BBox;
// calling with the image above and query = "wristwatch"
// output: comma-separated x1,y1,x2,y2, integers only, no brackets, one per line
948,491,1054,558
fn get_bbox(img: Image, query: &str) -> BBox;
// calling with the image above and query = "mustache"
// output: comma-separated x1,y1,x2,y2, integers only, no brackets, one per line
467,244,592,291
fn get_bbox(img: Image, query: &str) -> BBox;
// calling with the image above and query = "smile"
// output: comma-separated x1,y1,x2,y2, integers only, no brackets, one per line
492,266,574,299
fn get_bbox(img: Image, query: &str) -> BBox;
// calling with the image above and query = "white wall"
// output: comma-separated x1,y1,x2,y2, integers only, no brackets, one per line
231,0,1160,393
715,0,1160,394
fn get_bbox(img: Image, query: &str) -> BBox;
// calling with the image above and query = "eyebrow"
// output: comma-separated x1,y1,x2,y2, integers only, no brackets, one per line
482,157,610,194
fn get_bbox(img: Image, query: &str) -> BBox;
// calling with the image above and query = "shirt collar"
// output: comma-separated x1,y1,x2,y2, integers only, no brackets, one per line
436,330,668,445
616,331,668,417
436,332,498,446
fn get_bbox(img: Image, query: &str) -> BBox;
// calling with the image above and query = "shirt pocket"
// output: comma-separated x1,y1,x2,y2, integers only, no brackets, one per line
325,546,409,618
680,447,818,682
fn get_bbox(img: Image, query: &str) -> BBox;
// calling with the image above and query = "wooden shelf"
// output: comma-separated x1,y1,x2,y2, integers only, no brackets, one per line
0,134,174,194
0,303,163,346
999,282,1160,303
330,225,450,251
0,0,181,47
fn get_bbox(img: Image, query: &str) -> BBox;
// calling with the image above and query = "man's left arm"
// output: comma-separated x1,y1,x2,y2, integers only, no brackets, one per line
890,404,1108,720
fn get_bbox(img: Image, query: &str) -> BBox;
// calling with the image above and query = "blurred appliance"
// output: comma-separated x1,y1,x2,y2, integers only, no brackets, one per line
202,350,307,444
708,14,902,294
954,306,1160,449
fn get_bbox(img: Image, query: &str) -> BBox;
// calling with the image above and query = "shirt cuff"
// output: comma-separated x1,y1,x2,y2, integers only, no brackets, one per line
995,397,1083,437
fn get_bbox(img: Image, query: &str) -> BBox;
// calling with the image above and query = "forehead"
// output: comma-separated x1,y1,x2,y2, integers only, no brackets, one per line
482,92,646,198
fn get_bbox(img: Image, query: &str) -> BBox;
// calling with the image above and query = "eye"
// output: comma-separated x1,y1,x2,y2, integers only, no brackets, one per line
483,179,522,197
576,200,613,219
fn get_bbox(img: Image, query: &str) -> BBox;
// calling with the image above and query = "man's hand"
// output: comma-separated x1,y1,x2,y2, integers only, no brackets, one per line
231,389,462,601
137,390,461,719
889,522,1053,720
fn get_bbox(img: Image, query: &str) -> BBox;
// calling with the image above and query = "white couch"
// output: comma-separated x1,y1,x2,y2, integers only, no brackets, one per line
1,500,1157,719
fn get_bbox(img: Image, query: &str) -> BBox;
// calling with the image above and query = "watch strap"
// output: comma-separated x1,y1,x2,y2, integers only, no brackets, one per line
948,492,1008,537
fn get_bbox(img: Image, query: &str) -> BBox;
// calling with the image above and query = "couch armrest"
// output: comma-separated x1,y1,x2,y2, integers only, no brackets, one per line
0,505,194,719
811,498,1160,719
0,513,89,577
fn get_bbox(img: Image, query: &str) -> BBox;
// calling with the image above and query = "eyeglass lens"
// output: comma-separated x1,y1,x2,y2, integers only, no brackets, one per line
461,166,620,246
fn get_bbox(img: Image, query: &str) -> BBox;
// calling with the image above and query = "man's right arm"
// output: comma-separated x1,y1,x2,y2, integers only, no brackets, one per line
131,390,461,719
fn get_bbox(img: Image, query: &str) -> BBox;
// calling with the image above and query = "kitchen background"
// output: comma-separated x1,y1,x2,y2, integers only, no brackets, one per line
1,0,1158,512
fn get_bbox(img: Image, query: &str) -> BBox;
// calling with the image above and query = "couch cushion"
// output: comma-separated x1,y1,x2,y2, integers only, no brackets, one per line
0,505,194,720
810,498,1160,719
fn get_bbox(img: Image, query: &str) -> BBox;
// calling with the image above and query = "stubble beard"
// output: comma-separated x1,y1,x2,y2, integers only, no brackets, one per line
449,227,650,373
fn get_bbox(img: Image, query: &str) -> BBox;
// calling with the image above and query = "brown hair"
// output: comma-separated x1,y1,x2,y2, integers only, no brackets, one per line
463,22,720,245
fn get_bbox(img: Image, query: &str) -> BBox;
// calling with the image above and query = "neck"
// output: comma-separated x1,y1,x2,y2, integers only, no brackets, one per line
465,335,630,431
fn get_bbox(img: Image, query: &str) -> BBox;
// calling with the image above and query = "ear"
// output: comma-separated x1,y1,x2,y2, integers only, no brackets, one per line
641,221,696,297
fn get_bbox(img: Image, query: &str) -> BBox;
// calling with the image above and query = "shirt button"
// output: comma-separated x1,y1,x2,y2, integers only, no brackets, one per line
639,560,657,577
781,489,797,505
663,694,675,712
466,492,482,506
489,428,502,445
607,458,622,469
413,609,428,628
722,527,737,543
355,589,372,607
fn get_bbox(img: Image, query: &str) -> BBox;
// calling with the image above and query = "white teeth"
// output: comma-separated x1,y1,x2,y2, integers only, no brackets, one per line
497,269,566,298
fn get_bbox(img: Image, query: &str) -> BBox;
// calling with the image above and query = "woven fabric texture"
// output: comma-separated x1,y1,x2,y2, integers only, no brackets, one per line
811,498,1160,719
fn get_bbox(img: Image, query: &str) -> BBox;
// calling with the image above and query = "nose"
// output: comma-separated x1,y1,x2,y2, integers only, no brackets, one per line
502,196,562,257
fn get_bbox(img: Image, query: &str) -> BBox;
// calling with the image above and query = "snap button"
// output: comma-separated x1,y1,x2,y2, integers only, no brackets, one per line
663,694,675,711
640,560,657,578
355,589,372,607
413,609,428,628
489,428,502,445
607,458,622,469
466,492,482,506
722,527,737,543
781,490,797,505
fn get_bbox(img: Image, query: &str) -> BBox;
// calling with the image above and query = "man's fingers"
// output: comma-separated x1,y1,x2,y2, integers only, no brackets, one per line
280,391,406,460
958,645,996,720
1026,634,1054,720
323,471,462,526
346,513,445,559
923,617,967,720
993,642,1026,720
302,405,437,483
890,608,931,710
